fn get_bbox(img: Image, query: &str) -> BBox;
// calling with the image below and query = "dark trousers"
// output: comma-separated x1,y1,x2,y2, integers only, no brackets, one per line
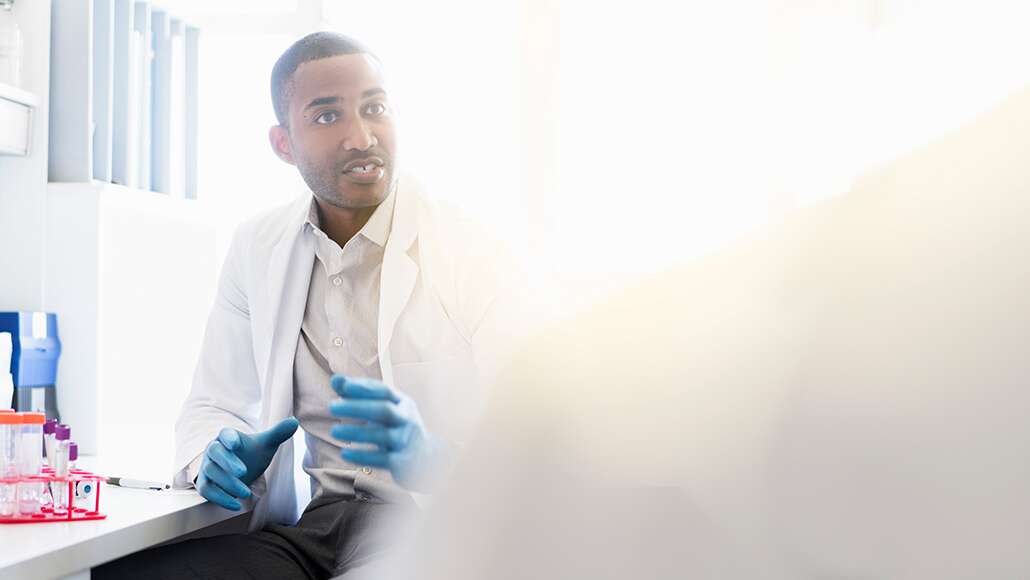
94,495,408,580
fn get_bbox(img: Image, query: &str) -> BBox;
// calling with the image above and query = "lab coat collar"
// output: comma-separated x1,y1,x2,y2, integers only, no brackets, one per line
259,198,315,423
302,187,397,249
378,178,420,384
261,177,421,391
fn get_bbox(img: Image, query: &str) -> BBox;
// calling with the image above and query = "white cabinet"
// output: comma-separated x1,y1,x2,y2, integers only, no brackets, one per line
44,181,218,458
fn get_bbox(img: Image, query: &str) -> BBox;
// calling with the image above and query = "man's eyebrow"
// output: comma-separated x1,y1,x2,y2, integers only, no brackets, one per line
304,96,339,110
303,89,384,110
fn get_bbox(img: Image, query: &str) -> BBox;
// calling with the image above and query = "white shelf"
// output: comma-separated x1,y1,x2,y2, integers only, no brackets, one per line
0,82,39,108
0,82,37,156
48,180,209,216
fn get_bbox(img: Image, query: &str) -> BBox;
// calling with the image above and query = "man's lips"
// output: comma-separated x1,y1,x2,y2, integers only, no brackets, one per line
341,156,385,173
340,156,387,185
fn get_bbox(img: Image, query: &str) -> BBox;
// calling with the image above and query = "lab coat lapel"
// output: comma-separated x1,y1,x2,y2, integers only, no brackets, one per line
378,181,420,386
260,198,314,420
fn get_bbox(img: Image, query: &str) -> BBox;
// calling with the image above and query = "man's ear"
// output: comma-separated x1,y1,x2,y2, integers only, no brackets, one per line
269,125,296,165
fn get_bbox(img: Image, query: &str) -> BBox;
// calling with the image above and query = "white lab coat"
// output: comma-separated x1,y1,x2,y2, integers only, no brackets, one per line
173,177,525,528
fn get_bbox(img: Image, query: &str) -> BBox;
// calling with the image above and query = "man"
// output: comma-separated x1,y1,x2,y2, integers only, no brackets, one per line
96,32,526,579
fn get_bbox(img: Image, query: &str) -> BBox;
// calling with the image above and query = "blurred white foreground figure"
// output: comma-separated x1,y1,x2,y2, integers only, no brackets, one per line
359,87,1030,579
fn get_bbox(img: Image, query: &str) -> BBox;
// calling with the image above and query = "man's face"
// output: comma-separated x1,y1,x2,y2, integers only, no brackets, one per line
272,54,398,210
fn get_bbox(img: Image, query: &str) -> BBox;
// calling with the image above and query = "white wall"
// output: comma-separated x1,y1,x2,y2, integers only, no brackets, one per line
95,188,218,480
0,0,51,311
540,1,1030,310
43,185,99,449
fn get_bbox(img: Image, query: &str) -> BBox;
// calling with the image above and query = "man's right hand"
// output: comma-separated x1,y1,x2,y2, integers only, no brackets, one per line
196,417,300,510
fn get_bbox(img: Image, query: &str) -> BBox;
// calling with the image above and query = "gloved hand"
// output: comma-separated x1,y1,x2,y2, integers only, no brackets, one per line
329,375,450,492
196,417,300,510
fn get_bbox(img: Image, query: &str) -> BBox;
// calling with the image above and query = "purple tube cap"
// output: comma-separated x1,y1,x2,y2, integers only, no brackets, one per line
44,419,58,434
55,424,71,440
69,442,78,462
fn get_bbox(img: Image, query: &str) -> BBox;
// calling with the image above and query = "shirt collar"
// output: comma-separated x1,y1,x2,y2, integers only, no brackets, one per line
304,189,396,249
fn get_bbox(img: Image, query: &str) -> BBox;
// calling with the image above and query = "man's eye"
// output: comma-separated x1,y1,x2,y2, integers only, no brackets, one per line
363,103,387,117
315,111,340,125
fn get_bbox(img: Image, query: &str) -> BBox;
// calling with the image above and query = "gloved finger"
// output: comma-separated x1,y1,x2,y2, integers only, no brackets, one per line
202,458,252,500
341,448,392,469
197,472,242,511
331,424,408,451
329,400,404,426
331,375,401,403
206,439,246,478
253,417,300,449
218,428,242,452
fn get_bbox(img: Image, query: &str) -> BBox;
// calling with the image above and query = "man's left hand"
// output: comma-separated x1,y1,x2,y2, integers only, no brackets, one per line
329,375,449,492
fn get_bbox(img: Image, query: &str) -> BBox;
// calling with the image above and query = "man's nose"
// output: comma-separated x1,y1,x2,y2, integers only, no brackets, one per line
342,118,376,151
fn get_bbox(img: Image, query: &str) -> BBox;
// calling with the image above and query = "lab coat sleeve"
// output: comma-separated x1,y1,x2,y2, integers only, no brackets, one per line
466,241,556,391
405,284,528,506
468,280,538,390
185,454,204,485
173,226,264,489
460,222,557,439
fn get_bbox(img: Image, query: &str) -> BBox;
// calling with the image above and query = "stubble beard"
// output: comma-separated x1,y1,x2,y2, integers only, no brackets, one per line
300,160,397,211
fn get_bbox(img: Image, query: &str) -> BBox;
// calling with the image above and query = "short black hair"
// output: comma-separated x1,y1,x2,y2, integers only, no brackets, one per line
270,32,376,126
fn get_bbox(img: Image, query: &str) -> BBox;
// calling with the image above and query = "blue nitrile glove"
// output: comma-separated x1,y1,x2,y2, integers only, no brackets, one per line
196,417,300,510
329,375,450,492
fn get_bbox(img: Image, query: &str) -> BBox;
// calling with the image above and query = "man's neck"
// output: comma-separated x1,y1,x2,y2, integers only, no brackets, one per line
314,198,377,248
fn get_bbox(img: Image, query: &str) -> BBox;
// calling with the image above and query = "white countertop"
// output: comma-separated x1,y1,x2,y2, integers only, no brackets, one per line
0,456,251,580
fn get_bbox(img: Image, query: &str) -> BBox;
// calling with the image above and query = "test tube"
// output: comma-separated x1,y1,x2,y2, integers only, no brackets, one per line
68,443,95,509
17,413,45,515
17,413,44,476
52,440,71,514
55,423,70,449
0,410,16,477
43,418,57,467
0,410,18,516
46,424,70,509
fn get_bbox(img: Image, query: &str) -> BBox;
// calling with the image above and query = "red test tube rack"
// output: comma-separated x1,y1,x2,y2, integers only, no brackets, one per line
0,468,107,523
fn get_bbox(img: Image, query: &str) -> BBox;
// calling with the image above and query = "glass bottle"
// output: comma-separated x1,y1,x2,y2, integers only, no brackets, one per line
0,0,22,87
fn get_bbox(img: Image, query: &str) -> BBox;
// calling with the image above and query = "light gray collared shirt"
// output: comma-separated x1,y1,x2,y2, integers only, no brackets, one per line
294,191,398,501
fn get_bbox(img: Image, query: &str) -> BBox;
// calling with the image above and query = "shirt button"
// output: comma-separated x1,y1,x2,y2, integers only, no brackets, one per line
332,337,344,347
361,467,372,475
332,276,342,287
